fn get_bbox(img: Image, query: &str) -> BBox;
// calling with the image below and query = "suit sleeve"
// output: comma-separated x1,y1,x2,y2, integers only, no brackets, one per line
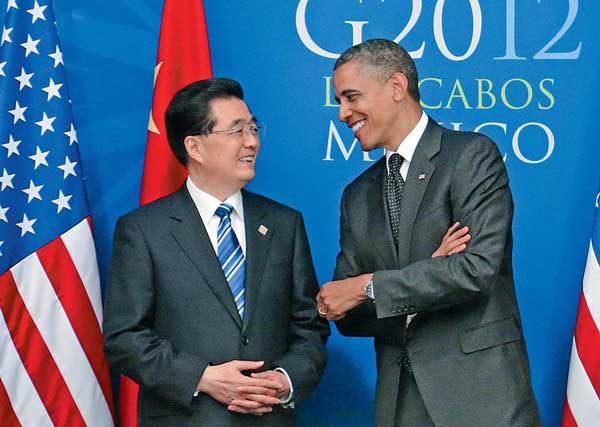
373,137,512,319
103,215,208,409
272,212,330,402
334,187,381,337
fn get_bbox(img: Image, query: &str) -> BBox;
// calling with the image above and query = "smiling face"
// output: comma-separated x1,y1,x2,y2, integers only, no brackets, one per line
186,97,260,200
333,60,408,152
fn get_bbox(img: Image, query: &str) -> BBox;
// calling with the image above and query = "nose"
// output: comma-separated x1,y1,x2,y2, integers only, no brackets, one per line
338,101,352,123
242,132,259,149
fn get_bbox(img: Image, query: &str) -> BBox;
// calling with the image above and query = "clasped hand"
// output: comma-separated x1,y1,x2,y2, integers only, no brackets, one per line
197,360,290,415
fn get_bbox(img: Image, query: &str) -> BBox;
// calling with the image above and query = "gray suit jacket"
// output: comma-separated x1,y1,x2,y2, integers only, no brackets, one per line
103,186,329,427
334,120,540,427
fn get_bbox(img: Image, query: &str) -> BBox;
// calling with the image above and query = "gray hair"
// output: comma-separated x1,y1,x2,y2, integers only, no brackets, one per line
334,39,420,101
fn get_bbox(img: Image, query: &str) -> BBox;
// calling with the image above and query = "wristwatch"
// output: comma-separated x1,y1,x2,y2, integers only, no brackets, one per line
364,278,374,300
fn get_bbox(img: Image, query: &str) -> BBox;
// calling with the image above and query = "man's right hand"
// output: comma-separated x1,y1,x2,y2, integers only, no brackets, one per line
197,360,282,415
431,222,471,258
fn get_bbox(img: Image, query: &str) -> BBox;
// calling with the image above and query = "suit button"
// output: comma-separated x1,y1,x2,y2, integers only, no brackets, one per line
241,335,249,345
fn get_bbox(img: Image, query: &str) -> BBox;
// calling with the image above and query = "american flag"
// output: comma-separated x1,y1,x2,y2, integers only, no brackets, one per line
562,189,600,426
0,1,114,426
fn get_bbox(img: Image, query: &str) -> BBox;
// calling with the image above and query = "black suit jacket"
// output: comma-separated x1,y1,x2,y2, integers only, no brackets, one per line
103,186,329,427
334,120,540,427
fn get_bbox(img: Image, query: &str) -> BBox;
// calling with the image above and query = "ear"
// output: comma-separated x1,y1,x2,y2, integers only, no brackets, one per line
184,135,204,164
389,71,409,102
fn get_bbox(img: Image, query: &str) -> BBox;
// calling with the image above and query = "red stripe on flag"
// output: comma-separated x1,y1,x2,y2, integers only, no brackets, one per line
37,237,115,419
0,379,21,427
573,293,600,397
0,271,86,426
562,400,577,427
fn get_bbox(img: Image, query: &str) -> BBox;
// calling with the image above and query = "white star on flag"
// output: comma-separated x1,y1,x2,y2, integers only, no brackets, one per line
0,205,8,222
52,190,72,213
0,60,5,76
16,213,37,236
27,1,47,23
0,168,15,190
22,179,43,203
20,34,40,57
58,155,77,178
8,100,27,123
1,26,12,45
42,78,62,100
48,44,63,67
3,135,21,157
35,112,55,134
29,146,49,169
15,67,34,90
6,0,18,12
64,123,78,145
0,241,3,256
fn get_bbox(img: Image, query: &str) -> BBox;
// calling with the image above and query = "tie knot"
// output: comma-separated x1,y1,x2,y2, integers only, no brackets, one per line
388,153,403,175
215,203,234,219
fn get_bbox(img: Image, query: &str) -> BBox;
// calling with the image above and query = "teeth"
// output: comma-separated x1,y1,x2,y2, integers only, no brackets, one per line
352,121,365,132
240,156,253,162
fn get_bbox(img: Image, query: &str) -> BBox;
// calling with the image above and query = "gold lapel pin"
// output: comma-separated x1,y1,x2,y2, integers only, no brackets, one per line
258,225,268,236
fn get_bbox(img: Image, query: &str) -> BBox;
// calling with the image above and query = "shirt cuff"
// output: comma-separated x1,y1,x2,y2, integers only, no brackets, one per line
274,367,295,409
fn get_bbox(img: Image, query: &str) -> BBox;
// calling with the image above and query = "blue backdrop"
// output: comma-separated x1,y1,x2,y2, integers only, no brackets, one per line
2,1,599,425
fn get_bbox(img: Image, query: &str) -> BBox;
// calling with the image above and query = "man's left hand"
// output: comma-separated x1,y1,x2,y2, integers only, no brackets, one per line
316,273,372,321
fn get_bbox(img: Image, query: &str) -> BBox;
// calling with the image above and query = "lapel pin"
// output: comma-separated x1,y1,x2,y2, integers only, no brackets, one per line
418,173,426,180
258,225,268,236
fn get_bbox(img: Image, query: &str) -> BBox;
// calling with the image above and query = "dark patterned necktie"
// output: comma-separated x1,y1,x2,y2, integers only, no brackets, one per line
385,153,405,245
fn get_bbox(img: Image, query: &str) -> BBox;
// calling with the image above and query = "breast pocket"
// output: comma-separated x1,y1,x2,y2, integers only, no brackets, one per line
458,318,521,354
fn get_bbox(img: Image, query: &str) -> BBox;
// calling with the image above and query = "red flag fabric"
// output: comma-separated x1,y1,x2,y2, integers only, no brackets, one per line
140,0,213,205
0,1,114,426
119,1,213,426
562,193,600,426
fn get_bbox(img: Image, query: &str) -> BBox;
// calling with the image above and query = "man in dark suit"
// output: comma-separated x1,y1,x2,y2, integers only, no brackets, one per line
316,39,540,427
103,78,329,426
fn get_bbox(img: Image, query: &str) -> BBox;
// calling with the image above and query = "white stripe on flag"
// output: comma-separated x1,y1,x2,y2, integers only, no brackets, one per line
11,254,113,427
566,339,600,426
0,310,54,427
62,219,104,327
582,242,600,328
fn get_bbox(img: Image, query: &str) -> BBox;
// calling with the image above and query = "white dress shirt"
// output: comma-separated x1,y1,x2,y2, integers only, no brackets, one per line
384,111,429,180
186,178,246,255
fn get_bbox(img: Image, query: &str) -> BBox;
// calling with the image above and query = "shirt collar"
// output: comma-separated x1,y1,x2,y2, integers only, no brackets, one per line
186,177,244,224
385,111,428,169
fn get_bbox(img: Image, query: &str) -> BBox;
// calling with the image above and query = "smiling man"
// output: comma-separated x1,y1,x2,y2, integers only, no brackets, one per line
103,78,329,426
316,39,540,426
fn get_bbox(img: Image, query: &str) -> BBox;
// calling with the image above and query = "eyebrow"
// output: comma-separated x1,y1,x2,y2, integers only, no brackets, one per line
227,116,258,127
335,89,360,104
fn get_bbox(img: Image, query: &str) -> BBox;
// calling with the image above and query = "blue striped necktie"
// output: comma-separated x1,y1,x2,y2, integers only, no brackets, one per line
215,203,246,318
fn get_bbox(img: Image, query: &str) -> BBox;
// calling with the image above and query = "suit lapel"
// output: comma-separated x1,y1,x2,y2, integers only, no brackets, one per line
168,187,243,328
396,120,442,267
366,158,399,268
241,190,272,332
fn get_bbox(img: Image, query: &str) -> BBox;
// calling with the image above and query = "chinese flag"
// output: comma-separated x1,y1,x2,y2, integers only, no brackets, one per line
120,1,213,426
140,0,213,205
